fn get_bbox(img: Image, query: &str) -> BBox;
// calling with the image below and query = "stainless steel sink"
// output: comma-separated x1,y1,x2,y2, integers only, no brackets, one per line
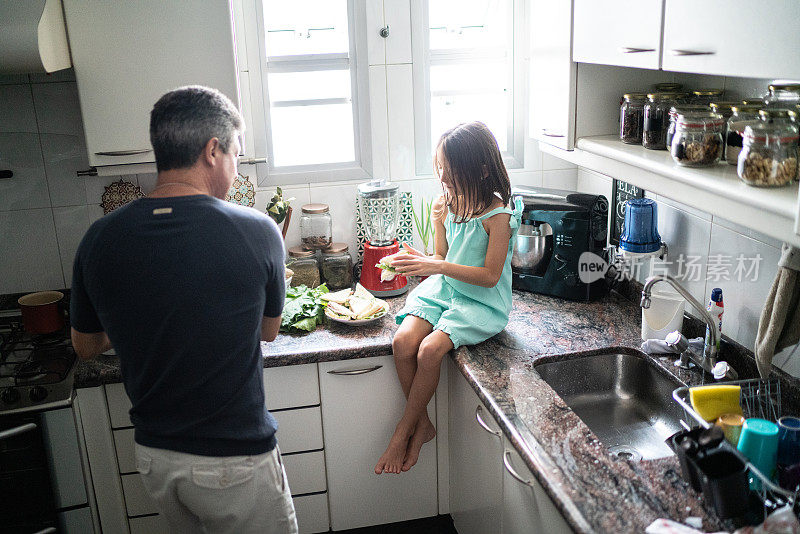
534,350,685,460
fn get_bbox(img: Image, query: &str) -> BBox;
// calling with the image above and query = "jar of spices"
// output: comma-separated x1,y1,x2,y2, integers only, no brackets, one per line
320,242,353,290
726,105,762,165
287,246,321,287
299,203,332,251
620,93,647,144
709,102,738,158
666,104,709,150
670,113,724,167
737,123,799,187
764,83,800,110
643,93,679,150
690,89,725,105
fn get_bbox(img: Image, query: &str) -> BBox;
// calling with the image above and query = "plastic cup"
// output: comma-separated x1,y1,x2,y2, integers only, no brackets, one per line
777,416,800,467
716,413,745,447
737,418,779,490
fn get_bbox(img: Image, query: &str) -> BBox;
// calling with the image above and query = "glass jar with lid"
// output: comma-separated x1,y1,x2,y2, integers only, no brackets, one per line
737,123,799,187
299,203,332,250
709,102,738,158
759,108,798,126
690,89,725,105
670,113,724,167
764,83,800,109
654,82,683,93
726,105,763,165
286,246,320,287
620,93,647,144
643,93,680,150
320,242,353,290
666,104,709,150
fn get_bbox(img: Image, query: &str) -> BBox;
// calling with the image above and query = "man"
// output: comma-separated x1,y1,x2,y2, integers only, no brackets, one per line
70,86,297,533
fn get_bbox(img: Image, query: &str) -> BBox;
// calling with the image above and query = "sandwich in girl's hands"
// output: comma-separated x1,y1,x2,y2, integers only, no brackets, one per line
376,250,411,282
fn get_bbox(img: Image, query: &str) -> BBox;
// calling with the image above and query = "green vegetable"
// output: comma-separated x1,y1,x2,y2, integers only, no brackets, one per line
280,284,329,333
266,186,295,225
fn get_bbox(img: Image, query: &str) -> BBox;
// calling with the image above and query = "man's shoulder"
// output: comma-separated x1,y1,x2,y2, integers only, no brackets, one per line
214,200,279,231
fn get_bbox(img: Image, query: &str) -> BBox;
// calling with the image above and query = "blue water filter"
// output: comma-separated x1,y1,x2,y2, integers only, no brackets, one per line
619,198,661,254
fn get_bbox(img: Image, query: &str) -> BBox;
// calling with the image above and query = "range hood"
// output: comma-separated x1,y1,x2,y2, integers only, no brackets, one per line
0,0,71,73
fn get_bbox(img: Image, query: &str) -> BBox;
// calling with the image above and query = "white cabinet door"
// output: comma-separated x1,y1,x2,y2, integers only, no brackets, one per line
448,359,503,534
662,0,800,79
573,0,663,70
502,438,573,534
62,0,239,168
529,0,576,149
319,356,438,531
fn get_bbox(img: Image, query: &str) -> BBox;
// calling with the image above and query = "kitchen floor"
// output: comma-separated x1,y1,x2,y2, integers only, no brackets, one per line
337,514,458,534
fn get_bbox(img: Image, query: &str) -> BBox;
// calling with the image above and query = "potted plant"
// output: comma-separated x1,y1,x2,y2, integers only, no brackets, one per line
266,186,295,239
412,197,434,255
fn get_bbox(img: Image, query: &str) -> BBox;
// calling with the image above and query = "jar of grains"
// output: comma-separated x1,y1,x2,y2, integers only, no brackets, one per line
764,83,800,110
620,93,647,144
643,93,680,150
738,123,799,187
670,113,724,167
691,89,725,105
320,242,353,290
709,102,738,158
726,105,762,165
287,246,321,287
666,104,709,150
299,203,332,251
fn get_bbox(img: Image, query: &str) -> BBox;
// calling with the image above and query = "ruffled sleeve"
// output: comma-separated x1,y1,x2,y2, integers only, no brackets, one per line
509,196,524,230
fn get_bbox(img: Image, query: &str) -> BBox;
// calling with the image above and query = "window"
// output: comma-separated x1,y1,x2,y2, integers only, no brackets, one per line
412,0,525,174
242,0,371,182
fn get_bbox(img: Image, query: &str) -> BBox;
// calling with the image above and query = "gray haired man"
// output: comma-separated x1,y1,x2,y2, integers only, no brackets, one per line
70,86,297,533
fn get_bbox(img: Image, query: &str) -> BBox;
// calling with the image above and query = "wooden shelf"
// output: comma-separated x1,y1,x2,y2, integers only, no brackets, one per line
539,135,800,247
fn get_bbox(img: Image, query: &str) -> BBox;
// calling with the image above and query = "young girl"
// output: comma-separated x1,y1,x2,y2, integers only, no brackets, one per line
375,122,522,475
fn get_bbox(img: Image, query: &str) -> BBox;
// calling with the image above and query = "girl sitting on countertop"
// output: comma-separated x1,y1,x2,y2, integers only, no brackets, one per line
375,121,523,475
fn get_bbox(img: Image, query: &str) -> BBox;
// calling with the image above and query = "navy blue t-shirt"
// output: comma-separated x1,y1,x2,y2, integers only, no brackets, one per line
70,195,285,456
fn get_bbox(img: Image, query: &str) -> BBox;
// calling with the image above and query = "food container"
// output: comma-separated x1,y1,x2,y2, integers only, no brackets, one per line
709,102,737,158
726,104,763,165
287,246,320,287
759,108,798,126
691,89,725,105
654,82,683,93
320,242,353,290
764,83,800,109
670,113,724,167
18,291,65,334
619,93,647,144
299,203,332,251
643,93,680,150
666,104,708,150
738,123,799,187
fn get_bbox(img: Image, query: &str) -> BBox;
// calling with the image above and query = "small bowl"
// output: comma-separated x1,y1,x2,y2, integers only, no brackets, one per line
285,268,294,289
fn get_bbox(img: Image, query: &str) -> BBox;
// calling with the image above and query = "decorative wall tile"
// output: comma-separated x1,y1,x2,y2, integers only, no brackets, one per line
225,174,256,207
100,179,144,214
0,132,50,210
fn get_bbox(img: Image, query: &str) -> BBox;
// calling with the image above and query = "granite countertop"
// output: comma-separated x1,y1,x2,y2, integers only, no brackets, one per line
74,283,781,533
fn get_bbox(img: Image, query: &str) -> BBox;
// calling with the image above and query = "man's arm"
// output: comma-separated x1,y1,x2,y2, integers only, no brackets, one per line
71,328,113,360
261,316,281,342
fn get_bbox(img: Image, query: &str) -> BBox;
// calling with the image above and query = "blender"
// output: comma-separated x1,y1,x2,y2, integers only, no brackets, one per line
357,178,408,297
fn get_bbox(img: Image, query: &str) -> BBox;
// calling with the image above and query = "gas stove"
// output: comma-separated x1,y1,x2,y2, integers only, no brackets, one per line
0,316,77,414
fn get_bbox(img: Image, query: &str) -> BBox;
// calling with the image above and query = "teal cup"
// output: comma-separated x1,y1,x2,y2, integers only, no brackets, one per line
737,418,779,490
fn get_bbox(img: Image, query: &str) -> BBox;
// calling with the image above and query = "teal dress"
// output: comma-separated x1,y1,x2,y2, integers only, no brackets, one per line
396,197,524,348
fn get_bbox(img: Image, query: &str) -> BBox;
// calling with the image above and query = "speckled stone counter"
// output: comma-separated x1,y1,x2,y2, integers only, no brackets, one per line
74,284,798,533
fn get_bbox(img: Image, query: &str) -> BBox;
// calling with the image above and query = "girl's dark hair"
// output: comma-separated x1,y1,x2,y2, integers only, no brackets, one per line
434,122,511,223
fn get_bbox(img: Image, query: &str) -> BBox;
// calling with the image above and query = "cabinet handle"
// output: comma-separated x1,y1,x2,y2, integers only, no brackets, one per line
669,49,715,57
238,157,267,165
94,149,152,156
76,167,98,177
327,365,383,375
475,405,501,437
619,47,655,54
541,129,565,138
0,422,37,441
503,449,534,487
0,170,13,179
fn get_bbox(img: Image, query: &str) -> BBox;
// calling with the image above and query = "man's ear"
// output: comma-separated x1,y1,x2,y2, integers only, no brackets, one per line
202,137,221,166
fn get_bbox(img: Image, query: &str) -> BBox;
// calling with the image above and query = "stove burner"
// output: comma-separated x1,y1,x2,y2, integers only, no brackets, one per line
15,354,72,385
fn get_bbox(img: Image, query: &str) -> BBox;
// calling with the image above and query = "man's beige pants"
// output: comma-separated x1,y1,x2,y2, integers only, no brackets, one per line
135,443,298,533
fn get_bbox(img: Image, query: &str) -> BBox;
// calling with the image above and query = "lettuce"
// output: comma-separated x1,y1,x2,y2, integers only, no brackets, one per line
280,284,329,333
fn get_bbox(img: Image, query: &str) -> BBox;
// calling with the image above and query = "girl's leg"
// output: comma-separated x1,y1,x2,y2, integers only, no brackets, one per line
392,315,433,397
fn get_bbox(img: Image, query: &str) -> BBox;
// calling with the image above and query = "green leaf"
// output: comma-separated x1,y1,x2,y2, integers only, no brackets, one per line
292,317,317,331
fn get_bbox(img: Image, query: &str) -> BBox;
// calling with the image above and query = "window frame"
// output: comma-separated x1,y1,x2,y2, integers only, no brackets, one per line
240,0,373,186
411,0,526,176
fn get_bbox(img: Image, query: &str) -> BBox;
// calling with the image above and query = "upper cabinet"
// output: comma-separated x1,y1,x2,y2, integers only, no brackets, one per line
573,0,664,70
62,1,239,171
662,0,800,79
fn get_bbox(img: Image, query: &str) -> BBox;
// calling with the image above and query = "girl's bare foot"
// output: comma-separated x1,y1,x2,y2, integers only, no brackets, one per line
402,416,436,472
375,426,413,474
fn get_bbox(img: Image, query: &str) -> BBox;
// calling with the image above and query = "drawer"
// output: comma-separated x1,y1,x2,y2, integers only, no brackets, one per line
121,473,159,517
128,514,169,534
105,383,133,428
114,428,136,473
264,364,320,410
294,492,330,534
273,406,323,454
282,450,327,496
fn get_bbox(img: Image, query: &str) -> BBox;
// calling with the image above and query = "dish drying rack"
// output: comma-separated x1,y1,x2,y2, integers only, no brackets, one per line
673,377,799,523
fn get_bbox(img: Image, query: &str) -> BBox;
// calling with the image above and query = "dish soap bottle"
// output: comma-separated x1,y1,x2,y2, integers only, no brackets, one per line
704,288,724,352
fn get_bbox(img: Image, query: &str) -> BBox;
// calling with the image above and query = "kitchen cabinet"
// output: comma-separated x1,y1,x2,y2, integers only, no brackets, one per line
448,358,503,534
502,438,573,534
61,0,239,171
319,355,438,531
573,0,664,70
528,0,576,150
662,0,800,79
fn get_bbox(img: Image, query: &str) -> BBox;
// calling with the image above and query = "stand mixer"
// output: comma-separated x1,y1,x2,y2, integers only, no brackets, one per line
357,178,408,297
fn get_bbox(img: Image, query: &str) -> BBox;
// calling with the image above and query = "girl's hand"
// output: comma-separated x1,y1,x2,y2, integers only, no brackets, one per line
392,254,443,277
401,242,424,257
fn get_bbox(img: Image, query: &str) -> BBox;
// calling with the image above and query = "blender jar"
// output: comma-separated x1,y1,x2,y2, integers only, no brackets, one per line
358,179,400,246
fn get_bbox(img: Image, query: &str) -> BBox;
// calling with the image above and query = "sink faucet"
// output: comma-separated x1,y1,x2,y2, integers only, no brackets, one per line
641,274,737,380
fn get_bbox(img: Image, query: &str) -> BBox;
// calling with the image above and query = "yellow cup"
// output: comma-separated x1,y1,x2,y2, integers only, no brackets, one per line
716,413,745,446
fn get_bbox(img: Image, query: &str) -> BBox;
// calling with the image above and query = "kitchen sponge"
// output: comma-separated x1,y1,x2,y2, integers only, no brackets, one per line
689,385,743,422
